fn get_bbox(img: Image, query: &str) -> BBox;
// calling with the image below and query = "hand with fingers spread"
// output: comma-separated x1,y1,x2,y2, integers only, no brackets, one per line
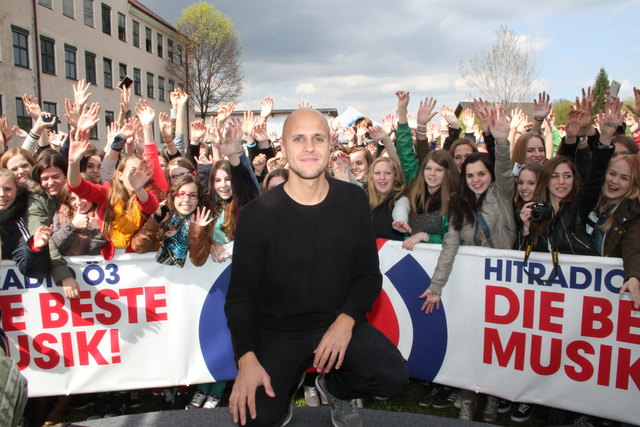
471,98,493,133
68,128,92,164
565,109,586,142
22,94,42,120
73,79,92,107
313,313,354,374
159,112,173,144
490,106,510,141
220,118,244,164
229,352,274,426
533,91,552,122
625,87,640,119
171,88,189,110
119,85,131,112
192,206,214,227
440,105,459,129
259,96,274,121
509,107,524,131
76,103,101,133
64,98,80,128
419,288,441,314
382,113,395,135
597,95,623,145
461,108,475,130
127,159,153,192
217,103,235,124
242,111,256,139
298,100,313,109
190,120,207,143
253,122,269,144
367,125,389,142
417,97,438,126
135,99,156,127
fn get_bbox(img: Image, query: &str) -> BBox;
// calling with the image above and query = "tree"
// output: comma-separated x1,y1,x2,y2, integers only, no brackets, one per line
552,99,573,125
170,2,242,118
592,67,609,115
459,26,538,109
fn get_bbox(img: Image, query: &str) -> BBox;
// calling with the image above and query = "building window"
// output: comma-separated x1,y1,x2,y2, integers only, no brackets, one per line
145,27,152,53
15,98,31,131
168,80,175,92
157,34,163,58
63,0,75,18
117,13,126,42
147,73,154,98
12,26,29,68
176,45,183,66
38,0,52,8
89,125,98,140
0,95,3,115
40,36,55,75
105,110,115,126
83,0,94,27
85,51,96,84
101,3,111,35
132,20,140,48
119,63,127,81
103,58,112,88
43,101,57,116
133,68,141,95
158,76,165,101
167,39,174,62
64,44,77,79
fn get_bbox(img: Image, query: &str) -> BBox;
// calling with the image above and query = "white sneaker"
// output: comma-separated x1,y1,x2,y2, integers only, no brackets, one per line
203,395,220,409
304,386,320,407
185,391,206,409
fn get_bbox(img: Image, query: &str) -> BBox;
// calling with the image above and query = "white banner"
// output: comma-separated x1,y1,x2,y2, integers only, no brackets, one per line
1,241,638,424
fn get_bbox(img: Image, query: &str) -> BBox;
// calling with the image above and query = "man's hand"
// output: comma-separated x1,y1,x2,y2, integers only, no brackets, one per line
313,313,354,374
229,352,275,425
259,96,274,121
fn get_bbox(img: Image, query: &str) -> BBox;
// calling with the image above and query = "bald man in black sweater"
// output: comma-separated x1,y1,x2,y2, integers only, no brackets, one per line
225,109,408,427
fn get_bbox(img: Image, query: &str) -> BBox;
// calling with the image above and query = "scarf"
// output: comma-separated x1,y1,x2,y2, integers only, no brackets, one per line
156,213,191,267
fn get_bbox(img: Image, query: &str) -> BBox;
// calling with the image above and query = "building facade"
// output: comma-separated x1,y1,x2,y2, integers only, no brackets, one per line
0,0,188,147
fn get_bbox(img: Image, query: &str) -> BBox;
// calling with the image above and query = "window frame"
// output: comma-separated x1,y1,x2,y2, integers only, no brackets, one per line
133,68,141,96
15,98,32,131
64,44,77,80
145,27,152,53
63,0,75,19
83,0,94,27
146,72,154,98
101,3,111,35
40,35,56,75
12,26,30,69
117,12,126,42
103,57,113,88
85,51,97,84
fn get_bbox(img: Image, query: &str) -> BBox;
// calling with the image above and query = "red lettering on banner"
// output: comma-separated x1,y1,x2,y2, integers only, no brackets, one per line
110,329,121,363
32,333,59,369
119,288,144,323
483,328,526,370
523,289,535,329
70,291,95,327
485,286,519,324
597,344,613,386
95,289,121,325
0,294,26,331
530,334,561,375
16,335,30,370
40,293,69,328
581,296,613,338
77,330,109,365
617,300,640,345
564,340,595,382
144,286,168,322
615,348,640,390
61,332,75,367
539,292,564,333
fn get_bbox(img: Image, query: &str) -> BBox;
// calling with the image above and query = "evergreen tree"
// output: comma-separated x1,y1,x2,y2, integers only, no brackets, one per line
592,67,609,115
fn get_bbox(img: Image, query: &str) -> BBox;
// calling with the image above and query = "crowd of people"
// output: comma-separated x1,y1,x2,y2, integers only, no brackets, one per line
1,79,639,426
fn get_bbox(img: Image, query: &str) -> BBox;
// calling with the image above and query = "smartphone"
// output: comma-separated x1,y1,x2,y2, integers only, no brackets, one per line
609,80,621,100
118,75,133,89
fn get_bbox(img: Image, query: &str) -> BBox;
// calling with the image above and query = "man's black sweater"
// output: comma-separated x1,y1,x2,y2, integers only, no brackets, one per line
224,178,382,361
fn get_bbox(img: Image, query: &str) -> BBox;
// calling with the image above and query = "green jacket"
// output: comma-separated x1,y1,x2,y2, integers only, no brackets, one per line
25,190,71,285
395,123,423,185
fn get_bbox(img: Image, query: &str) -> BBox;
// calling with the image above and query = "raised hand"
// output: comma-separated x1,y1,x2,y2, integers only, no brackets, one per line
68,128,91,163
189,119,206,143
565,109,587,140
395,91,410,113
533,91,552,121
242,111,256,138
252,153,267,175
298,100,313,109
22,94,42,120
461,108,475,130
259,96,274,120
220,118,244,159
625,87,640,119
356,121,368,138
64,98,80,128
217,102,235,124
127,159,153,191
159,112,172,144
118,117,136,140
382,113,395,135
73,79,92,107
367,125,388,142
253,122,269,143
440,106,459,128
192,206,214,227
135,99,156,127
417,97,437,125
76,103,100,133
490,106,510,140
471,98,493,133
597,95,623,144
171,88,189,110
509,107,524,131
119,85,131,112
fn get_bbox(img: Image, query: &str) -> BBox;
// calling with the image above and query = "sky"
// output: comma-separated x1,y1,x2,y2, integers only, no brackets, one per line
140,0,640,122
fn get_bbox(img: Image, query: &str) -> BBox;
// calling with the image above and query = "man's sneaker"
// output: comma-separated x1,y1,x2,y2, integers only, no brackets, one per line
152,392,165,411
573,415,596,426
185,391,206,409
511,403,533,422
278,372,305,427
452,390,462,409
418,383,442,407
458,398,477,421
315,374,362,427
498,399,512,414
432,387,456,409
483,396,500,422
304,386,320,407
203,395,221,409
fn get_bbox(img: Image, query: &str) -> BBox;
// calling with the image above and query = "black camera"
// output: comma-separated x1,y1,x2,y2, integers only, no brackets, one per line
530,201,553,222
